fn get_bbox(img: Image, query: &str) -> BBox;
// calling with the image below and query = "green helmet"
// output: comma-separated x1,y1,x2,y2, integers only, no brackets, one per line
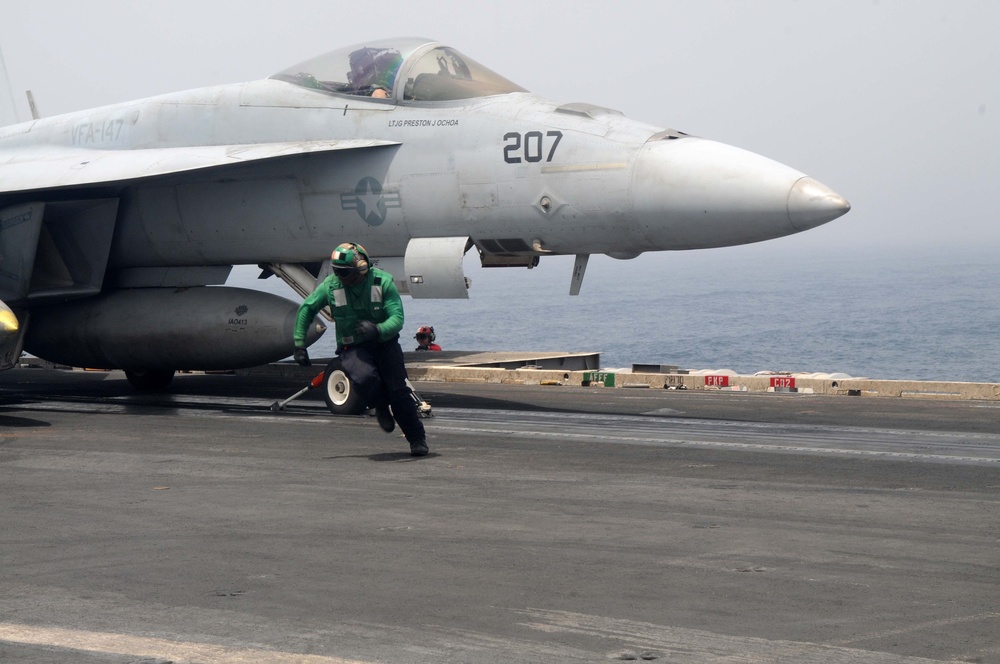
330,242,370,280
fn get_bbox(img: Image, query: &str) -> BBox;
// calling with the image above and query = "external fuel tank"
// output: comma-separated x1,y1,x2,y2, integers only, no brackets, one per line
26,286,324,371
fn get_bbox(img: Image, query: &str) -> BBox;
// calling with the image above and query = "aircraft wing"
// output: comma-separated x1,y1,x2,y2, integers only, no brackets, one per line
0,139,400,194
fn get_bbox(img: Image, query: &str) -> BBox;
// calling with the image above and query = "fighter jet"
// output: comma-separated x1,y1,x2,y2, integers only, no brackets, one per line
0,37,849,393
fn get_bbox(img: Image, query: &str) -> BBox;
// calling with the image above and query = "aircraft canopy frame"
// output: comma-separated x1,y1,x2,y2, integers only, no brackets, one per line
270,37,527,103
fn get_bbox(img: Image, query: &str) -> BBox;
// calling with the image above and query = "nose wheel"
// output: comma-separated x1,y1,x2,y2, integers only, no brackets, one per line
320,357,432,417
322,358,366,415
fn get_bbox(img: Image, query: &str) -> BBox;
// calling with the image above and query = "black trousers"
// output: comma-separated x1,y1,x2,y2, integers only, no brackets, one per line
339,335,426,444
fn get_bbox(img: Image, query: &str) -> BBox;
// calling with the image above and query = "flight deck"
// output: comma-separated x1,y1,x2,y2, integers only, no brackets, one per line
1,363,998,663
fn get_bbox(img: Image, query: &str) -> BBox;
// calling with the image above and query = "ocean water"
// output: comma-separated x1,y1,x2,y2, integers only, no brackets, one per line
235,243,1000,383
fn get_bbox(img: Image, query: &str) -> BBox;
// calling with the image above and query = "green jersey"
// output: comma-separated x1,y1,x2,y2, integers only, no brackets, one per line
293,268,404,348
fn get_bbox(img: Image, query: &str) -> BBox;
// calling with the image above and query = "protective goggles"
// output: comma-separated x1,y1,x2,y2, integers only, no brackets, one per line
333,266,359,278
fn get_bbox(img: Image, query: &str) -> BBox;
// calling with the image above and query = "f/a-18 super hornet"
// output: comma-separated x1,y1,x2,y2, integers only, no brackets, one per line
0,37,849,397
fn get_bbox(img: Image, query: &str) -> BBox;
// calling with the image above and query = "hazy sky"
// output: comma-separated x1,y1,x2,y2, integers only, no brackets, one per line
1,0,997,253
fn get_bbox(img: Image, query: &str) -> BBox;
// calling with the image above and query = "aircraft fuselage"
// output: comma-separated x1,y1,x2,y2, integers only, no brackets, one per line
1,78,845,270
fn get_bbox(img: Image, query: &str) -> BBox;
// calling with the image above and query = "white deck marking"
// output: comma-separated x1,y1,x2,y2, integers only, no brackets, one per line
0,623,371,664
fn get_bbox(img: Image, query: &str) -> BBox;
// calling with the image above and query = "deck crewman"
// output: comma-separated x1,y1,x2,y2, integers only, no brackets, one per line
293,242,428,457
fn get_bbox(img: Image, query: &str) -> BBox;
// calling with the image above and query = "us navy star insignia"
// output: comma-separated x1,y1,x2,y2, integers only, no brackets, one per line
341,177,402,226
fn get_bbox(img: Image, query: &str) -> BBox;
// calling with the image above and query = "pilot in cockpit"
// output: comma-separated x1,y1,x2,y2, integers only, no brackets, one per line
347,47,403,98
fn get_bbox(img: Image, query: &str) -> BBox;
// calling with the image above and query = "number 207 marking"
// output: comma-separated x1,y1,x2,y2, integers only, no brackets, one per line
503,130,563,164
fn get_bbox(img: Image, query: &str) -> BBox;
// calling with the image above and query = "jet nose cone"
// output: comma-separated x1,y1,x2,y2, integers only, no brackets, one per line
787,177,851,231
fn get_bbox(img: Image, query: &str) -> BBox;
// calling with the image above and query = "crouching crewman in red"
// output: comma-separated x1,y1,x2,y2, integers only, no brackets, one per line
292,242,428,457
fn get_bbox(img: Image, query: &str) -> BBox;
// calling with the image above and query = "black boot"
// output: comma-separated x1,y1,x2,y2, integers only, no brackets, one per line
409,439,429,457
375,404,395,433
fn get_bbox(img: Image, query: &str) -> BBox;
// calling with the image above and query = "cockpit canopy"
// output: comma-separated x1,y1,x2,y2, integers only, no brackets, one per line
270,37,527,102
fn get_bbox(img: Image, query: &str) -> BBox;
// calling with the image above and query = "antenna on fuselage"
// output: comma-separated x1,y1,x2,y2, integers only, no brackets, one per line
26,90,39,119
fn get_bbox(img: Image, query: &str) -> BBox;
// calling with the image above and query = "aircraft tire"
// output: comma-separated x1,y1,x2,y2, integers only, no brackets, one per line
124,368,175,391
322,358,366,415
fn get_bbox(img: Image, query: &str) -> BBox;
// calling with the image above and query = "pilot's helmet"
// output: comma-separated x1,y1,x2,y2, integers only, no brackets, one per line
415,325,435,343
348,47,403,92
331,242,370,285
